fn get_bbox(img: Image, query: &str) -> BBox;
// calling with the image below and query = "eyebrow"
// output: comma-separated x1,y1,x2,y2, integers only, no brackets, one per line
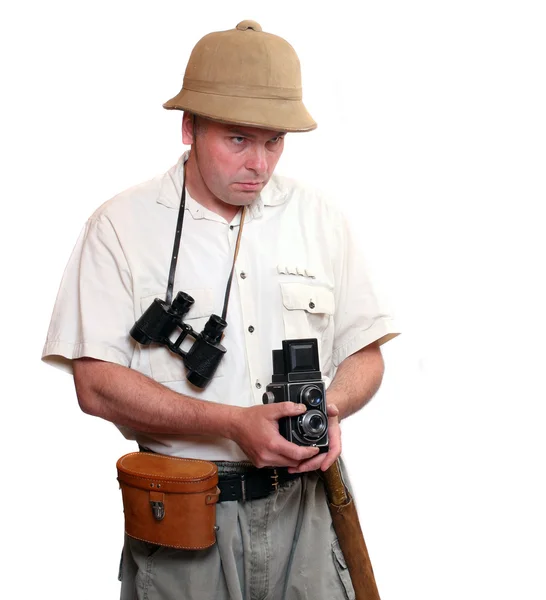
226,127,286,140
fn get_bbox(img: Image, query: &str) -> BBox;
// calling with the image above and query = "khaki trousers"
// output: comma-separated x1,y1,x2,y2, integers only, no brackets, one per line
119,471,355,600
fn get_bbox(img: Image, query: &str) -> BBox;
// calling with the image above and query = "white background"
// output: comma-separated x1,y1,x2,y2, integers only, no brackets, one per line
1,1,545,598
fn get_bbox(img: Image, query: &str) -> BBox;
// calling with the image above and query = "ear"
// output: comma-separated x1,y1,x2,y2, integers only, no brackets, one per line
182,112,195,145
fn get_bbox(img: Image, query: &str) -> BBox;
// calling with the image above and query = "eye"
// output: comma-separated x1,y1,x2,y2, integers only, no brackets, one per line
231,136,246,145
268,135,284,146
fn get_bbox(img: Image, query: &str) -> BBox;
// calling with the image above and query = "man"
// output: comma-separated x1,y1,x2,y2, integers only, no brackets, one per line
43,20,399,600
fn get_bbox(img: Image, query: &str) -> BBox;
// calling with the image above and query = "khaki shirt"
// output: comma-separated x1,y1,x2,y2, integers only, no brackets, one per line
43,154,399,460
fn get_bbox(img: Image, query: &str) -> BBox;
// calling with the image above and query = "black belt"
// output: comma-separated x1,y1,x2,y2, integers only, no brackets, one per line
217,467,303,503
137,447,302,503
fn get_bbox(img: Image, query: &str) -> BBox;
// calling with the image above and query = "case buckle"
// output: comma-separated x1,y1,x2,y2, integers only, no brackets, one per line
150,500,165,521
149,490,165,521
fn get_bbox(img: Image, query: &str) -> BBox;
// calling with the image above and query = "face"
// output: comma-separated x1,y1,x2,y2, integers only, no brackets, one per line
183,114,286,207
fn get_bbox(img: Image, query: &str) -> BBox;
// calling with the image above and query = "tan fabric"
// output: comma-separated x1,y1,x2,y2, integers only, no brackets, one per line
163,21,317,132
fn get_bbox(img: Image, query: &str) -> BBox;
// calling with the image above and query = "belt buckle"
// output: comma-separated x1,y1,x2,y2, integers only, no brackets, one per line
240,474,247,502
271,468,279,491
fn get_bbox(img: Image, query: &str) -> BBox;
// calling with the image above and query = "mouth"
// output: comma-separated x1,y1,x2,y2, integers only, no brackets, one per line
234,181,264,191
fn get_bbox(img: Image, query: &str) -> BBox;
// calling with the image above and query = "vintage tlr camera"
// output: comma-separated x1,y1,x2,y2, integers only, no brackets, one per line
130,291,227,389
262,338,328,453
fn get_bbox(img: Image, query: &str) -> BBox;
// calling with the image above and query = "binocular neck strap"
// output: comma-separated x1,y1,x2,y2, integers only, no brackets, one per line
165,161,248,322
166,164,188,305
222,206,247,321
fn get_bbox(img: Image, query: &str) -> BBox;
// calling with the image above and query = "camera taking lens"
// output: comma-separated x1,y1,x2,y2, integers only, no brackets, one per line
298,410,328,439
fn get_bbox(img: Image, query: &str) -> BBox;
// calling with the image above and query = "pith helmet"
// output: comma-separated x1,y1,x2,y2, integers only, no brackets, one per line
163,20,316,132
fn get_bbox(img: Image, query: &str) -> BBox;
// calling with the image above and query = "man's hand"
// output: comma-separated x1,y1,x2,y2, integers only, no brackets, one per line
230,403,320,468
286,403,342,474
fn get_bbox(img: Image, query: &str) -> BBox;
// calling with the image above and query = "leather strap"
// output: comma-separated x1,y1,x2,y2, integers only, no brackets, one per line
221,206,246,321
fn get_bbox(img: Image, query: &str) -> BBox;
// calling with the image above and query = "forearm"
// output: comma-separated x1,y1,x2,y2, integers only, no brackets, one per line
326,342,385,420
73,357,240,439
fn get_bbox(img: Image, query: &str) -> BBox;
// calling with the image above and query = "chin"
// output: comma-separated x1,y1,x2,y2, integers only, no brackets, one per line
226,193,260,207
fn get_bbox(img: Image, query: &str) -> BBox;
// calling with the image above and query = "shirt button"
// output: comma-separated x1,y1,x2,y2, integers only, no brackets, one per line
240,272,247,279
248,325,255,333
255,382,262,389
309,301,316,309
230,225,234,230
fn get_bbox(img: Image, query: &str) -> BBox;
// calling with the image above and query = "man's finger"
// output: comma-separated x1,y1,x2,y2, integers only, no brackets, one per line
320,416,341,471
273,437,320,462
288,452,327,474
326,403,339,417
269,401,307,418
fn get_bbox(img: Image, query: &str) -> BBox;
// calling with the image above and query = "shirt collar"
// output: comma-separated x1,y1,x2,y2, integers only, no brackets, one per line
157,151,288,220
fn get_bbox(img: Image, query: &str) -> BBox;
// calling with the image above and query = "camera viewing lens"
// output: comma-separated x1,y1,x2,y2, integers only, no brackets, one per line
298,409,327,439
300,385,323,407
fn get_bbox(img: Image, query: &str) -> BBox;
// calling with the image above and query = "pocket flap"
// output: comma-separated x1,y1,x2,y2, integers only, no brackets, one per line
280,283,335,315
332,538,348,569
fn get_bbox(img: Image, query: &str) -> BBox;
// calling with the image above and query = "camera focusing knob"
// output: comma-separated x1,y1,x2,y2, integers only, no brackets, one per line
262,391,275,405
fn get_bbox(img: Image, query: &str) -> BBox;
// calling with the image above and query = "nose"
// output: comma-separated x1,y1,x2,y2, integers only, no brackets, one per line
245,145,267,175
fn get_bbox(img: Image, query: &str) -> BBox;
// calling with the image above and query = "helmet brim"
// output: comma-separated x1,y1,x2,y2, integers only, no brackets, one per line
163,88,317,133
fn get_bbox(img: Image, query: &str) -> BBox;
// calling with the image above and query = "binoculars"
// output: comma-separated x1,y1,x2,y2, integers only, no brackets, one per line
130,291,227,388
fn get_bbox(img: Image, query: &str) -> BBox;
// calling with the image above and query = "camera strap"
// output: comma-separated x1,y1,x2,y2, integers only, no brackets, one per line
165,161,247,321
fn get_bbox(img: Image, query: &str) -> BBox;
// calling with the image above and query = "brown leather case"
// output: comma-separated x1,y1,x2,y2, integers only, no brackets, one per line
116,452,220,550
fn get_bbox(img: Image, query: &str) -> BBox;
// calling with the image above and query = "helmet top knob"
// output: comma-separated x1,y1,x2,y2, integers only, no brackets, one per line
236,20,262,32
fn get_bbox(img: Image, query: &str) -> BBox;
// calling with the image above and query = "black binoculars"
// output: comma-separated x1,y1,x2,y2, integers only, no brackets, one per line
130,291,227,388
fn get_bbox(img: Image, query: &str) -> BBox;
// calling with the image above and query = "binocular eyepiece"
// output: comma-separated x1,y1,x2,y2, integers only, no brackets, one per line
130,291,227,388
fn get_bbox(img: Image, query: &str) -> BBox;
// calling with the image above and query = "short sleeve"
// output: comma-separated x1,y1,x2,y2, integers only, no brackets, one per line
330,208,400,367
42,215,136,374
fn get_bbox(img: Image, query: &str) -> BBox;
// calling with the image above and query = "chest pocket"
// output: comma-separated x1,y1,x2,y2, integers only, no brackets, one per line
280,282,335,342
138,288,225,383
